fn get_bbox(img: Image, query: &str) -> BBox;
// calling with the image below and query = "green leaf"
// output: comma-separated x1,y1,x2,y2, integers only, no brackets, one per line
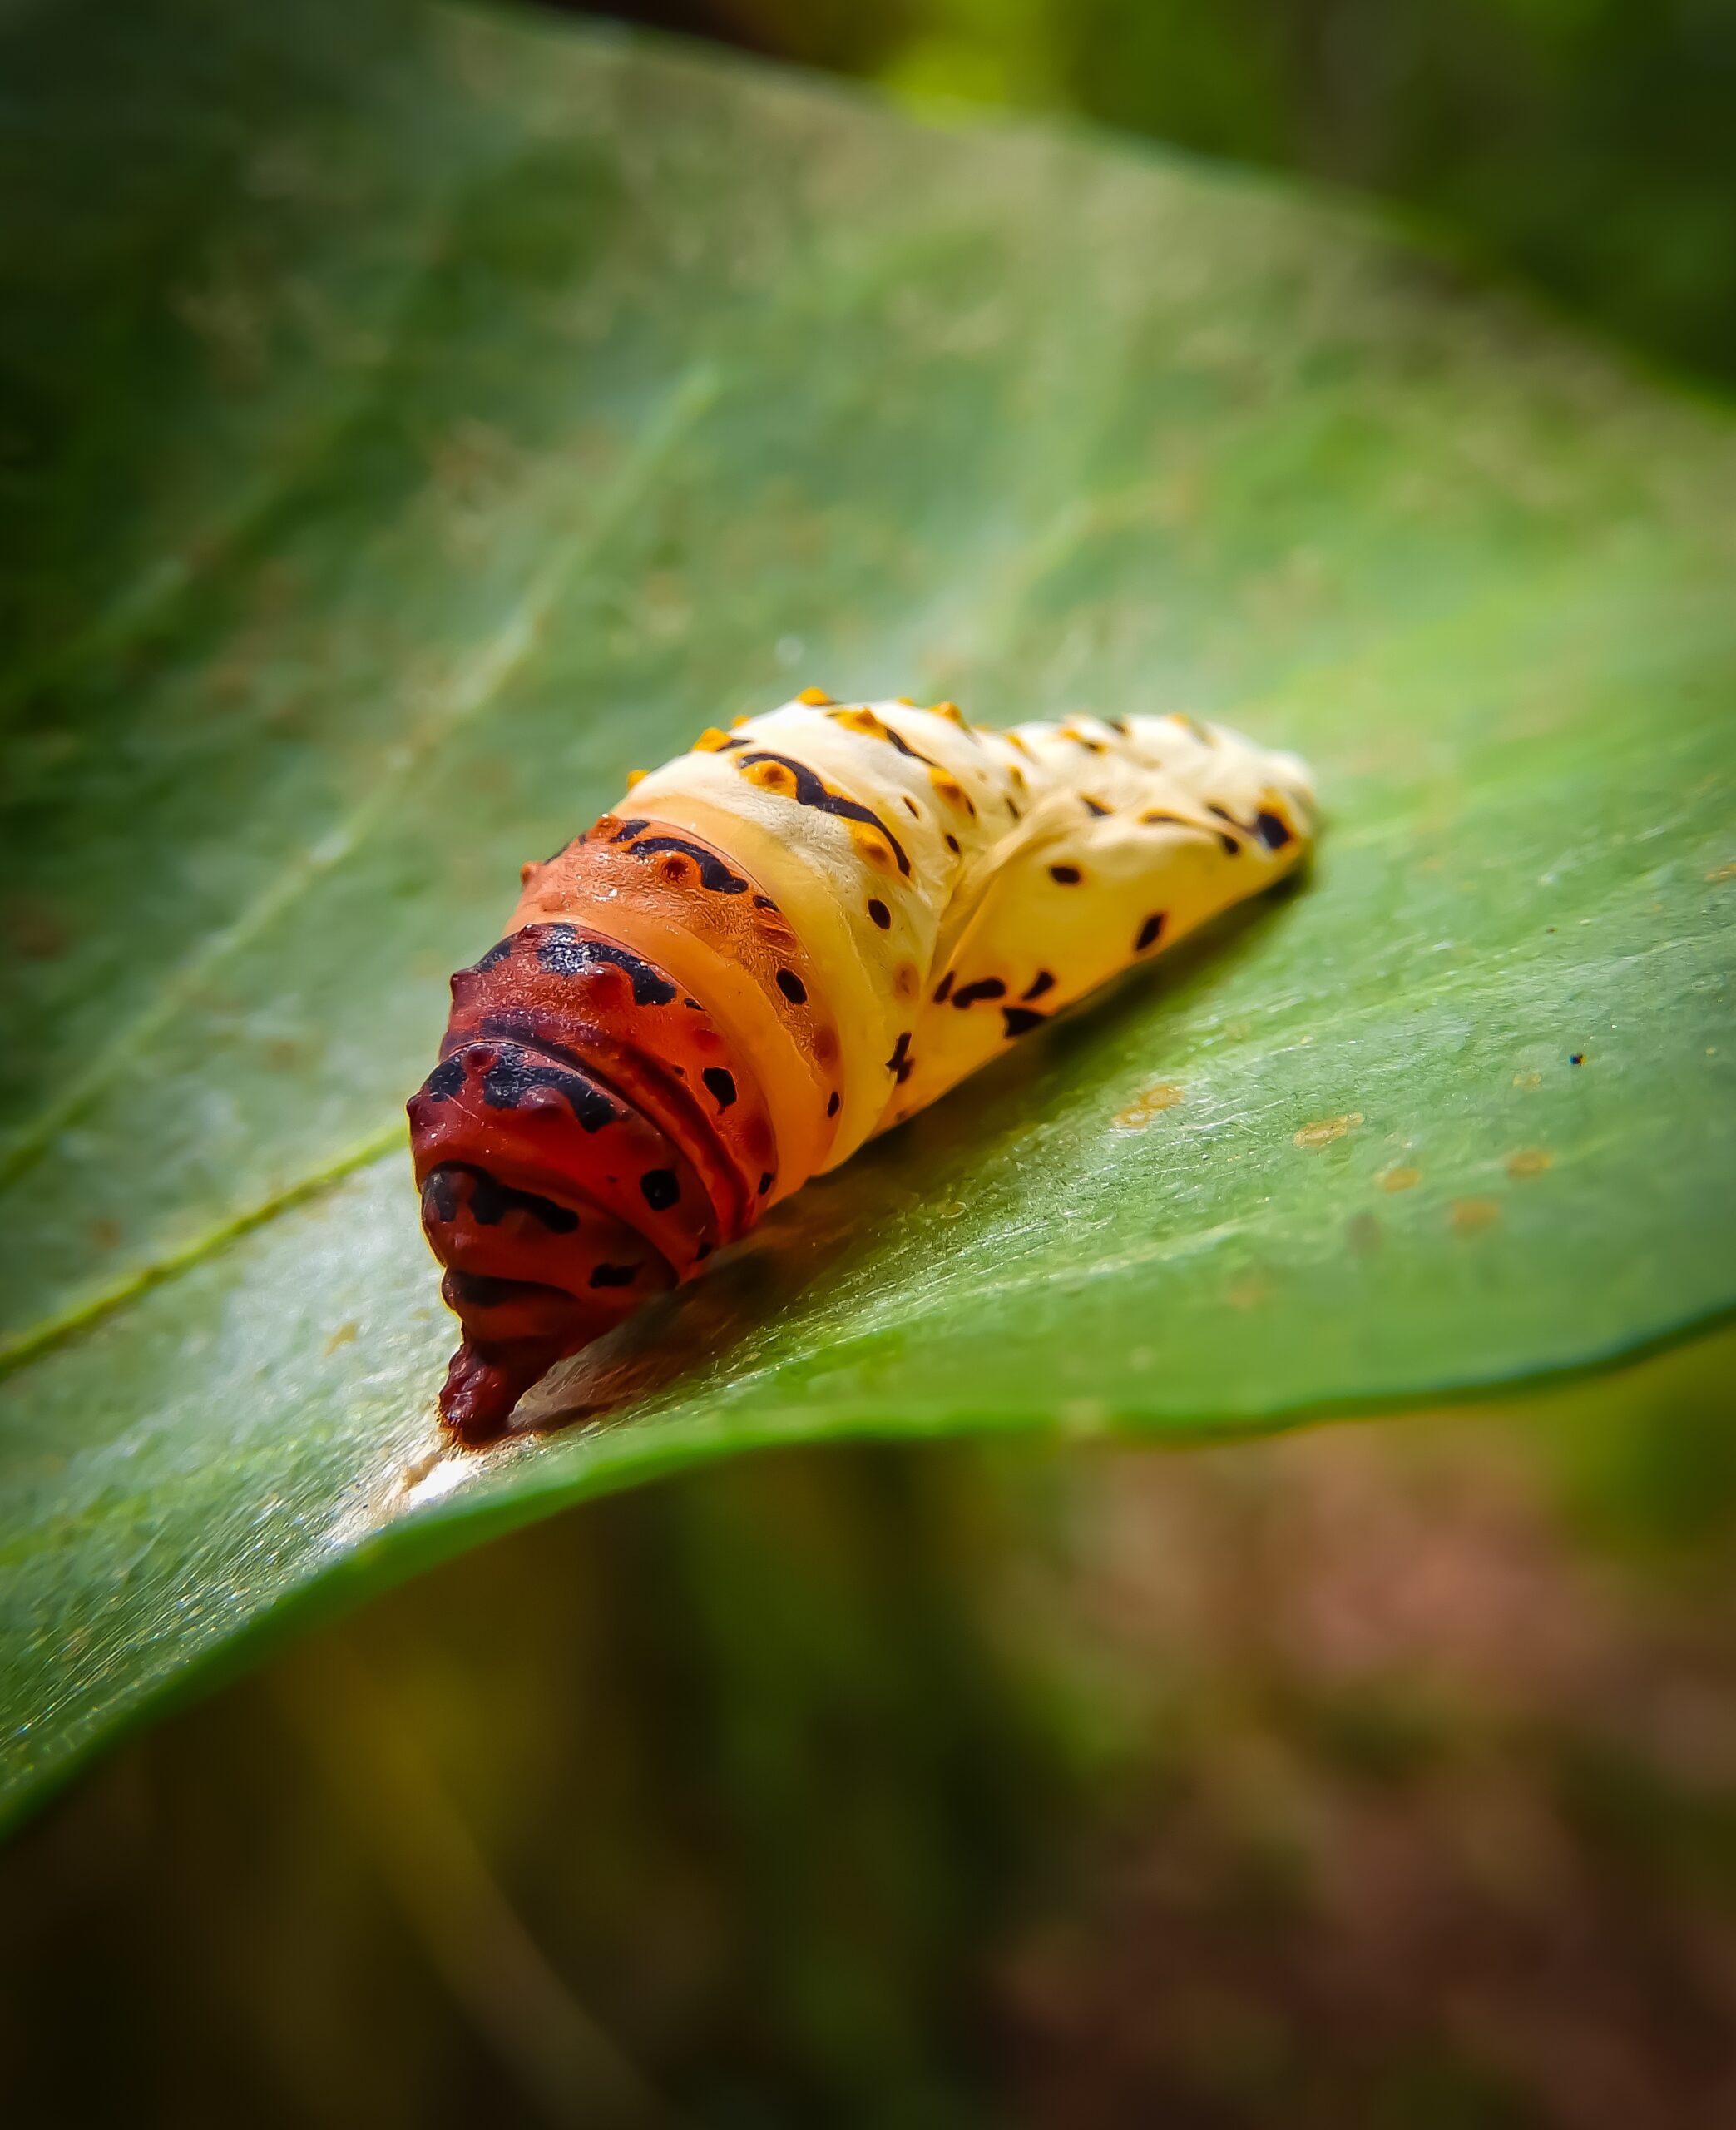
2,0,1732,1833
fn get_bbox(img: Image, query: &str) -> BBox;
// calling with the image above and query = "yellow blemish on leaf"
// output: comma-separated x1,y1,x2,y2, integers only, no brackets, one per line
1512,1070,1543,1090
1293,1112,1363,1151
1225,1274,1272,1310
1506,1147,1553,1179
1115,1083,1185,1129
795,685,834,706
325,1320,359,1354
1378,1164,1421,1191
1451,1197,1501,1236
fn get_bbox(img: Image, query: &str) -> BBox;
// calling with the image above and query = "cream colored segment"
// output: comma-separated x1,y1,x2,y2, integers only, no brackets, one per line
871,704,1029,850
606,783,904,1171
736,704,957,910
630,745,937,971
884,803,1305,1125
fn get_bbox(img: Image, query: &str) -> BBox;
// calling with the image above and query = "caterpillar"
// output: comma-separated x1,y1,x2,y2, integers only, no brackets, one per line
408,691,1316,1439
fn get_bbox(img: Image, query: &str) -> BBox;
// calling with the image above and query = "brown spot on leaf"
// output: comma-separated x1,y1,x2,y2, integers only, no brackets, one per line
1451,1197,1501,1236
1378,1165,1421,1192
1293,1112,1363,1151
1115,1084,1185,1129
1506,1148,1553,1179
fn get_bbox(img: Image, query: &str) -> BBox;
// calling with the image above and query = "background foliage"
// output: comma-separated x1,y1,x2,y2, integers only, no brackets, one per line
591,0,1736,389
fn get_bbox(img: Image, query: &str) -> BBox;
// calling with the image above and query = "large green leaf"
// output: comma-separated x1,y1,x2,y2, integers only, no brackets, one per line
1,0,1731,1832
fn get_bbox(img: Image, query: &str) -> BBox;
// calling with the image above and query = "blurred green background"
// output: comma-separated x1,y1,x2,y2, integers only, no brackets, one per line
7,1336,1736,2126
578,0,1736,389
4,2,1734,2123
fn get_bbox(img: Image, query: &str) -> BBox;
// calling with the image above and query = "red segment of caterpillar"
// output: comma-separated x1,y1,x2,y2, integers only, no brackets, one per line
408,906,779,1439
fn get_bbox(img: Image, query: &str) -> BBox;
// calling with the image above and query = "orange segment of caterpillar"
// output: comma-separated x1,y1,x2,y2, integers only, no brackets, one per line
409,696,1317,1440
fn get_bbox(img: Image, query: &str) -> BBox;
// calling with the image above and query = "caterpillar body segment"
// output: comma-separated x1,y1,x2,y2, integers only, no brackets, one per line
409,694,1315,1439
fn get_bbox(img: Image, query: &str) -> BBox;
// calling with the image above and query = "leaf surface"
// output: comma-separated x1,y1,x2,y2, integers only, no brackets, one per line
2,0,1732,1828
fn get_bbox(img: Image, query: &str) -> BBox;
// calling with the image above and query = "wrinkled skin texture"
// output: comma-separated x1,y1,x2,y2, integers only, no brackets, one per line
410,693,1315,1438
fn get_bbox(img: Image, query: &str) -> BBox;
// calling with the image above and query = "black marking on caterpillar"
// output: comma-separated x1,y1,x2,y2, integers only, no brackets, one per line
589,1262,640,1288
776,968,808,1003
537,924,679,1005
1001,1007,1047,1038
639,1167,680,1210
952,978,1006,1009
608,819,651,842
1021,969,1055,1001
469,937,517,974
703,1066,737,1107
880,724,942,769
419,1056,467,1103
445,1269,544,1310
1135,913,1166,951
887,1031,913,1082
1049,864,1083,884
627,833,750,894
738,750,913,877
481,1043,619,1132
424,1162,581,1234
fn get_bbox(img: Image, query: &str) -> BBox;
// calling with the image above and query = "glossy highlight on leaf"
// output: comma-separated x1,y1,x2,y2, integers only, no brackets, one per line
0,0,1733,1832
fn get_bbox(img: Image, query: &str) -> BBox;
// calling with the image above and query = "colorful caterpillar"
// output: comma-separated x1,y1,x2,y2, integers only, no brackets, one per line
408,691,1316,1439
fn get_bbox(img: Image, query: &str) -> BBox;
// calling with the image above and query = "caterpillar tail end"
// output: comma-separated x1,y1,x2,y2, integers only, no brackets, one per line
438,1335,564,1444
410,919,770,1446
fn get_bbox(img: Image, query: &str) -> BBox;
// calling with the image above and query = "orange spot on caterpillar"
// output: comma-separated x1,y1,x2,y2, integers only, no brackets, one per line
930,700,967,726
850,823,895,870
796,686,835,706
693,726,734,752
626,769,646,789
832,706,887,736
